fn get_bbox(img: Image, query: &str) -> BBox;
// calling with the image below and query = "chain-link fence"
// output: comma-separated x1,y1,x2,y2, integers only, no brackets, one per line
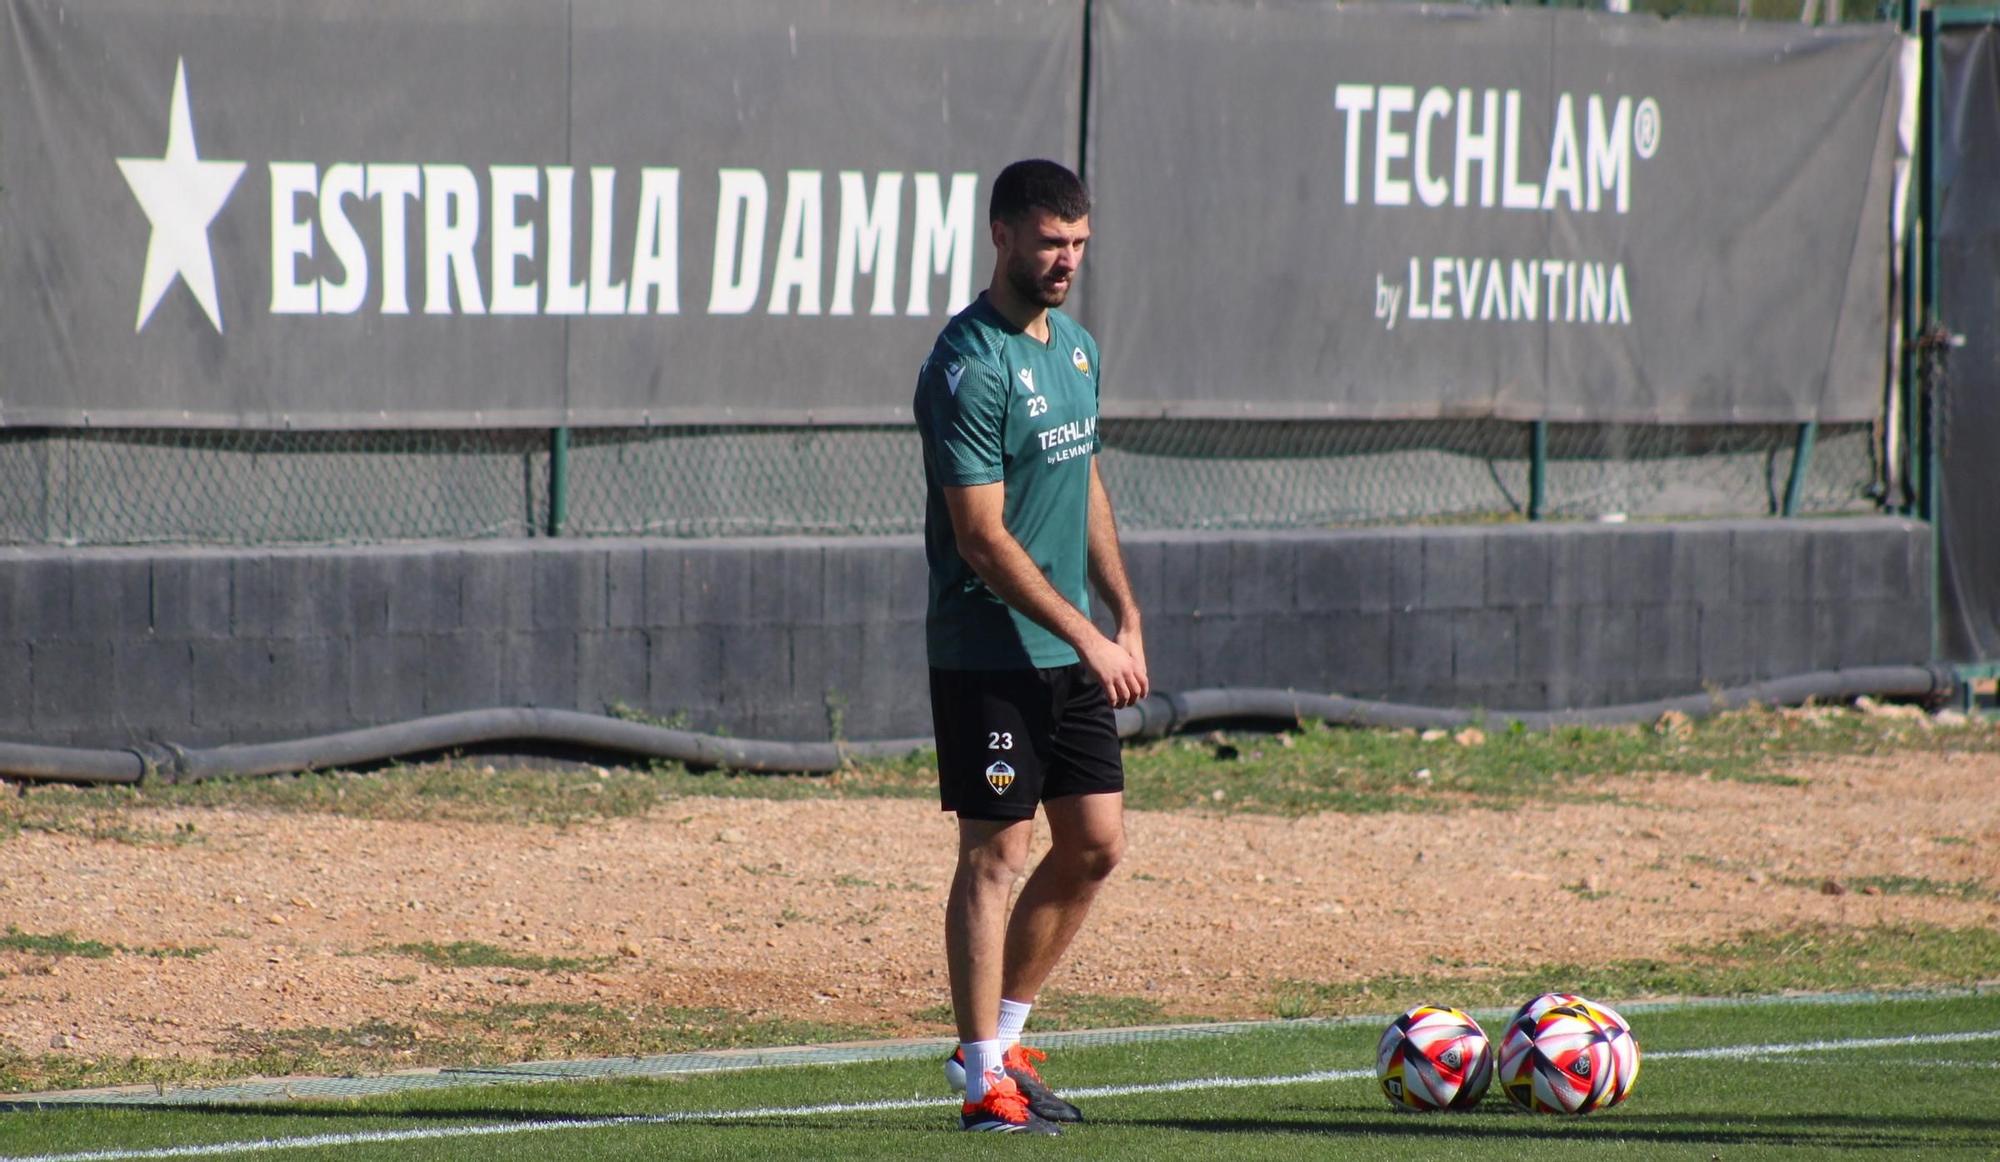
0,420,1879,546
0,429,541,546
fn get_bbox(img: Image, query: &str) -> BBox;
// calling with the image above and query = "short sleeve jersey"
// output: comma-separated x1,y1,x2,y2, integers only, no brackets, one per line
914,292,1103,670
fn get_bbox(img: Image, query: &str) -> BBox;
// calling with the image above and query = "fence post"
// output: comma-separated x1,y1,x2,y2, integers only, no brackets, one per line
1528,420,1548,520
1918,5,1940,663
37,430,57,544
548,426,570,537
1781,421,1818,516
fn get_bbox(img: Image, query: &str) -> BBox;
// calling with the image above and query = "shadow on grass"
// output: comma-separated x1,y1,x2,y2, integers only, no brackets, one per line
1112,1111,2000,1149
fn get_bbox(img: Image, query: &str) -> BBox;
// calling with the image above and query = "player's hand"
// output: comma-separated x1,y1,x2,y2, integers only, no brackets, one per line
1115,624,1150,703
1083,635,1147,709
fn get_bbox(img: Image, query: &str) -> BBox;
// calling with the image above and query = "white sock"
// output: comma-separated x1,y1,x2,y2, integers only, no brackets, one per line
997,998,1033,1048
962,1039,1005,1102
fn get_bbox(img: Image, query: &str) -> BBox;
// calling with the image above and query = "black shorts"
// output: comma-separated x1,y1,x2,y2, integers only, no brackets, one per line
930,664,1125,821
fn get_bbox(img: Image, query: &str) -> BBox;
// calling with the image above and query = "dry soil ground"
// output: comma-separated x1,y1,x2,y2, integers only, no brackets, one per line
2,751,1996,1078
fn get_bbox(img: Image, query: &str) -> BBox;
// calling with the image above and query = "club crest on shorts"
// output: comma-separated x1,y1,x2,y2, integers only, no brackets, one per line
984,761,1016,795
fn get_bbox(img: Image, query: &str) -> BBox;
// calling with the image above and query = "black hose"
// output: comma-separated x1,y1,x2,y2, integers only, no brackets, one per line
1110,665,1957,739
0,741,147,785
0,665,1956,785
168,709,935,782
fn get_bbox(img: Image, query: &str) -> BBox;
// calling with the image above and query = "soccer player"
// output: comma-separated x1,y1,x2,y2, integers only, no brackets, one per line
912,159,1148,1135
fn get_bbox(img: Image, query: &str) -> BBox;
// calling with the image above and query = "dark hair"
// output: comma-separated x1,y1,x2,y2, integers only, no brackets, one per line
988,159,1091,225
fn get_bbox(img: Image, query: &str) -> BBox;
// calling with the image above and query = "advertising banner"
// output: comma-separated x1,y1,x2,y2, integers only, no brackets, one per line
1083,2,1903,423
0,0,1081,426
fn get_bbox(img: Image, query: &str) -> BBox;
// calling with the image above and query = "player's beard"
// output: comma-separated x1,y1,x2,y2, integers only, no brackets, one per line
1006,252,1071,309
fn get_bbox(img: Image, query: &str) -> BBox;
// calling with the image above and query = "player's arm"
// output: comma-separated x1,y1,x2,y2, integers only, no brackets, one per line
1085,460,1148,700
942,482,1147,709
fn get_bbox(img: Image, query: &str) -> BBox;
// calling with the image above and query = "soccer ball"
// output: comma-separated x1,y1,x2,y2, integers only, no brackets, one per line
1498,994,1641,1114
1376,1005,1495,1111
1512,992,1631,1034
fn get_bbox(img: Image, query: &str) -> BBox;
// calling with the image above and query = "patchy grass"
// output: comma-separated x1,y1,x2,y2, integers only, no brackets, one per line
0,1004,891,1096
382,941,614,975
5,925,1993,1096
1269,922,2000,1019
420,1000,886,1063
0,929,115,959
6,703,1990,831
1112,707,2000,816
9,929,1998,1104
911,990,1194,1033
0,811,202,849
0,928,209,961
0,1052,236,1097
1778,874,1999,903
1025,991,1189,1032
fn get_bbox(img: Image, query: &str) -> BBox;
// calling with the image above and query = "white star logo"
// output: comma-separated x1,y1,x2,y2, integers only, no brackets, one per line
116,58,245,333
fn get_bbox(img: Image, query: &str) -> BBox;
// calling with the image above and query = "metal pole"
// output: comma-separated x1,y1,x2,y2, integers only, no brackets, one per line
36,429,56,544
1919,9,1938,520
1528,420,1549,521
1920,7,1940,663
548,426,570,537
1781,421,1818,517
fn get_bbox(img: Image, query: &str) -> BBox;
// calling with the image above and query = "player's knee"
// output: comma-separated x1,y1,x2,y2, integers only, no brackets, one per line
958,841,1029,889
1068,834,1123,882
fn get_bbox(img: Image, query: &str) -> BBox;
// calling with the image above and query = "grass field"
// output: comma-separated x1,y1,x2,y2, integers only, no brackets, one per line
2,991,1996,1160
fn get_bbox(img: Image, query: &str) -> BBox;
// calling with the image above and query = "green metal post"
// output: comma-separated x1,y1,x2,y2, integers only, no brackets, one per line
548,426,570,537
1920,8,1939,524
1528,420,1548,521
1921,9,1940,662
37,430,56,544
1897,0,1922,515
1781,421,1818,517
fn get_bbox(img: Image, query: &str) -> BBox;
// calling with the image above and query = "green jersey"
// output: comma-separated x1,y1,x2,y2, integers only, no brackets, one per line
914,292,1103,670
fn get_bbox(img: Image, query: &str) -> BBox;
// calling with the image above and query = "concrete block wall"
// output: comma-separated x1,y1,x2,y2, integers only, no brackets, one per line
1118,519,1930,717
0,518,1931,749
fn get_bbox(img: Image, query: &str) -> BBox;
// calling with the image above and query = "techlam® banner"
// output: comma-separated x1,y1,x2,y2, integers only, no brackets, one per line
0,0,1080,427
1083,1,1904,424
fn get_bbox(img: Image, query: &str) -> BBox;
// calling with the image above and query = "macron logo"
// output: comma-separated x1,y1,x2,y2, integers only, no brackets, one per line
945,363,965,395
1018,367,1036,394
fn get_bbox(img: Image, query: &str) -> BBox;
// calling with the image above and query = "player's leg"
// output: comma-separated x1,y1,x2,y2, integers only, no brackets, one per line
986,664,1126,1123
932,667,1064,1134
1001,662,1126,999
946,816,1032,1052
998,788,1124,1001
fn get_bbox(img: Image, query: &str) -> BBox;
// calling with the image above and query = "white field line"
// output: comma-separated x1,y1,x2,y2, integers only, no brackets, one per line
1648,1028,2000,1060
8,1028,1999,1162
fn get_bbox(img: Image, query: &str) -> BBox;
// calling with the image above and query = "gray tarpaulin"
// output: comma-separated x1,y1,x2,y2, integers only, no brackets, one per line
0,0,1080,428
1082,2,1903,424
1935,23,2000,663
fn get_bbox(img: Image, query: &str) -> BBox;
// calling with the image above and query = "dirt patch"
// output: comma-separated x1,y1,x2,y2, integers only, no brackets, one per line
3,752,1997,1071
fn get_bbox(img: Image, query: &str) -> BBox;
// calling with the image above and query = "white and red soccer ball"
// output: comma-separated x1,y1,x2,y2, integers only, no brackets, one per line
1375,1005,1495,1111
1496,993,1642,1114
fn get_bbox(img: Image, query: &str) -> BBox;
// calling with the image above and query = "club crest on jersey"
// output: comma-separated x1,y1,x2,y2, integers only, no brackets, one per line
945,362,966,396
1072,347,1090,374
1017,367,1036,395
984,761,1016,794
